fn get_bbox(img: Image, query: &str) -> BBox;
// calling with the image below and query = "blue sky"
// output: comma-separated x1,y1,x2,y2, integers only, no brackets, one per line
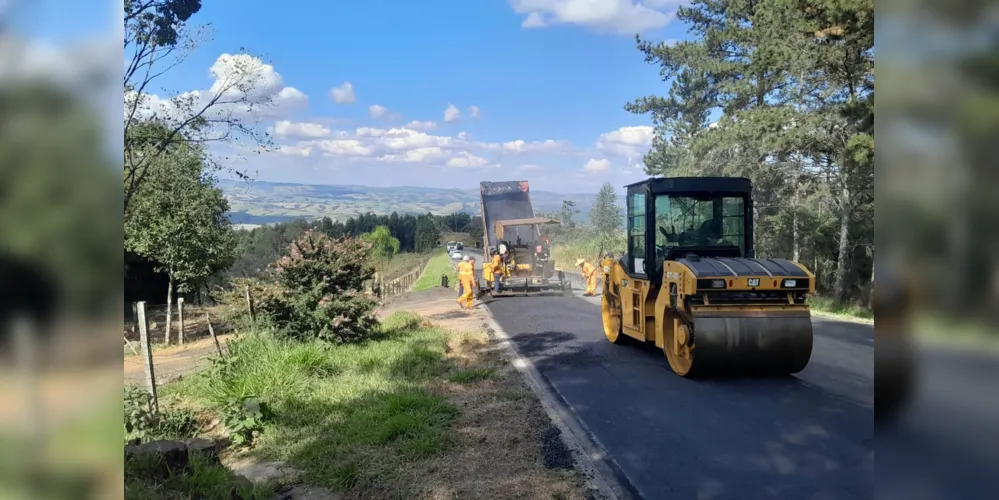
126,0,691,194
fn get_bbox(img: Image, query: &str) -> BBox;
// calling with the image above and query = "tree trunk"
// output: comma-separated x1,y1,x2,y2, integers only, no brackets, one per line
164,275,174,345
834,187,852,304
792,186,801,263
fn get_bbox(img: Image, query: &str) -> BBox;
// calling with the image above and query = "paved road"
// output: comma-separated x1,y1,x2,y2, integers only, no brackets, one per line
458,250,873,499
450,250,999,500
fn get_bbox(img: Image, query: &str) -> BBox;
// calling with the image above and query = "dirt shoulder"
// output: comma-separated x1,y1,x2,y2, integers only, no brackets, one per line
376,291,597,499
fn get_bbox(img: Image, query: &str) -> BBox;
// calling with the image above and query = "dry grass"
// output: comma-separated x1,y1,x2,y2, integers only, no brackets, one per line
410,332,591,500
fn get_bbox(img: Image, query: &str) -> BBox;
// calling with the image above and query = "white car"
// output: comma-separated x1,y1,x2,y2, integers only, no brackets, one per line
450,250,463,260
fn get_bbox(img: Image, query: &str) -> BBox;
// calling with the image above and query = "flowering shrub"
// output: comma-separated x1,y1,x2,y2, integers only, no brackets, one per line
257,230,380,343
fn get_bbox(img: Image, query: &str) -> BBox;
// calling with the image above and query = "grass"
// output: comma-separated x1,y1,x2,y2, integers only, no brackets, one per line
550,237,625,270
807,296,874,322
411,251,457,292
163,312,462,493
125,453,273,500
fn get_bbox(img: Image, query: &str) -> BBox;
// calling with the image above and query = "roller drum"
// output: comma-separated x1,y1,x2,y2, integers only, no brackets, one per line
686,311,813,377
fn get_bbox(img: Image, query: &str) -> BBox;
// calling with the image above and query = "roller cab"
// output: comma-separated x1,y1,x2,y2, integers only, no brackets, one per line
600,176,816,377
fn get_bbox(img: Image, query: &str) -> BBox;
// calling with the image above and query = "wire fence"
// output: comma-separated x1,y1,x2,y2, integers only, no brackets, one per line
125,254,434,406
365,254,432,299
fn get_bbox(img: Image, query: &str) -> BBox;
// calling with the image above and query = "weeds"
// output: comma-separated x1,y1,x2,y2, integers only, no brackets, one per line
124,388,198,443
125,453,272,500
809,296,874,320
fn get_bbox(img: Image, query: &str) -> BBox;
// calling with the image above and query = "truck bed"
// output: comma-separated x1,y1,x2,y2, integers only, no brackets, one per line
479,181,537,249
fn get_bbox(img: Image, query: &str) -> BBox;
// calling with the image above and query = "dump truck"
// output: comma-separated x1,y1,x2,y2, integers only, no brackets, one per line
479,181,570,296
601,176,815,377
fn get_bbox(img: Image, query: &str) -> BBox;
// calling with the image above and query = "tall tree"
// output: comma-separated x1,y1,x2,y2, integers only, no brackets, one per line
589,183,624,257
361,225,401,277
628,0,874,304
124,0,275,215
125,125,236,343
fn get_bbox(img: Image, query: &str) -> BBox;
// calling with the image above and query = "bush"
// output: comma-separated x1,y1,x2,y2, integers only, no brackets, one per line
258,230,380,343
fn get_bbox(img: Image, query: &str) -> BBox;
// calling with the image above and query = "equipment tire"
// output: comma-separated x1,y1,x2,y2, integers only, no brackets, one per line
601,290,626,344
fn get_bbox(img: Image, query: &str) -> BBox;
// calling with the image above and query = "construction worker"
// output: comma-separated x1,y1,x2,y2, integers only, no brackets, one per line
577,258,598,296
490,249,503,294
456,255,469,297
482,252,495,293
457,256,476,309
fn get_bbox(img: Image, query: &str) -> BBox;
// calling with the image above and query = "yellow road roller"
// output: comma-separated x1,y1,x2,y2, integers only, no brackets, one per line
601,176,815,377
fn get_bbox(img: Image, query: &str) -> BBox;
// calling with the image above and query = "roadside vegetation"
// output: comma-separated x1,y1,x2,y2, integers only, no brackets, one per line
412,251,457,292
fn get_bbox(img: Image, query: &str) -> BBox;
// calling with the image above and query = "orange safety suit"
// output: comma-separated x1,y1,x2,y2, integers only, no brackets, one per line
580,262,598,296
491,254,503,279
457,260,476,309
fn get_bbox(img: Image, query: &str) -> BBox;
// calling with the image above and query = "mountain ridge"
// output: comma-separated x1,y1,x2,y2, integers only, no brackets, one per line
220,179,624,226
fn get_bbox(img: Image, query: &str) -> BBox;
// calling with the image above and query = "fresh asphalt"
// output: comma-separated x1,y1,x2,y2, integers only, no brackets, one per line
454,249,873,500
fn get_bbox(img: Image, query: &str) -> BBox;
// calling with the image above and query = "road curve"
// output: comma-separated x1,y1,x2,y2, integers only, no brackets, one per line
462,251,873,499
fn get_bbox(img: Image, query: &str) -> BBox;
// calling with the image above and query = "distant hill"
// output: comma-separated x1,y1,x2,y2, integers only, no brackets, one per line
219,179,624,226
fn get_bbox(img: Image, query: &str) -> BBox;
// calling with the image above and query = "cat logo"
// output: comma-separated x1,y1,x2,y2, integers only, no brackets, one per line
665,272,682,281
748,278,760,287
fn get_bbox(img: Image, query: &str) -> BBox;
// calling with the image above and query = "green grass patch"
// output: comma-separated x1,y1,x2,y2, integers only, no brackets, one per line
162,311,464,493
125,453,273,500
446,367,497,384
411,251,457,292
809,296,874,321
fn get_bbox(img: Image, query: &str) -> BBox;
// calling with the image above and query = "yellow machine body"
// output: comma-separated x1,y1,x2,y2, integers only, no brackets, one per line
600,176,816,377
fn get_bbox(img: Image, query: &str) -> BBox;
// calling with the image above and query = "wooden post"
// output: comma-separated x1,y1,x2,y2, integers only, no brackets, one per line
206,313,223,357
165,278,173,345
137,302,159,414
177,297,185,345
131,302,138,337
244,284,255,327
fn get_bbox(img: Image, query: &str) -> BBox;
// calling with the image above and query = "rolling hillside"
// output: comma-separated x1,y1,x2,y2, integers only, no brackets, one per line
220,179,623,226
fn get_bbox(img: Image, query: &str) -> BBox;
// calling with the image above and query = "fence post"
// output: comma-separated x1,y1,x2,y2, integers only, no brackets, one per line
137,301,159,414
244,284,255,328
206,313,223,357
177,297,185,345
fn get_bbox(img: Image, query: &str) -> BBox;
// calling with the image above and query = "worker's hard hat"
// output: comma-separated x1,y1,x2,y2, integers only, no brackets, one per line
462,255,469,261
575,258,586,266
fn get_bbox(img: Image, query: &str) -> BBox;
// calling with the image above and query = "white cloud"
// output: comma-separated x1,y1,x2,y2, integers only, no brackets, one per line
330,82,356,104
368,104,388,118
444,103,461,122
272,123,501,169
583,158,611,173
502,139,570,154
278,145,313,157
519,164,542,171
596,125,654,158
468,105,480,119
509,0,679,35
446,152,491,168
272,120,331,140
125,53,308,124
316,139,374,157
379,147,449,164
405,120,438,130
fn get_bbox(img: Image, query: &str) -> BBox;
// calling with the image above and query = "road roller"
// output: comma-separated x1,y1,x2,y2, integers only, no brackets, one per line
600,176,815,377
